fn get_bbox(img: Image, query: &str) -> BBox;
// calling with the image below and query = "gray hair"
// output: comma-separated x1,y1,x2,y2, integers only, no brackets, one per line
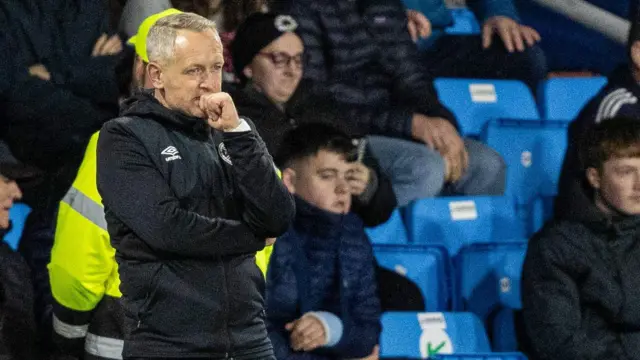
147,12,220,65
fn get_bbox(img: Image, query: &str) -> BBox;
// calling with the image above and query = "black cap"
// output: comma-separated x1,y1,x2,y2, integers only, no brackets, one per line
231,12,299,84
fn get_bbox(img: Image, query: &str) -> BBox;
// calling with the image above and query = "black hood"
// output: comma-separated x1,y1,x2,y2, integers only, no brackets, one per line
120,89,210,136
608,65,640,98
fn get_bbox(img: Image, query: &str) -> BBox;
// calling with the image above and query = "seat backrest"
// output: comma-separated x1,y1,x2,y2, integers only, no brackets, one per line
380,312,491,358
374,244,452,311
3,203,32,251
404,196,524,256
482,119,569,205
445,8,481,35
365,209,409,245
455,242,528,319
537,77,607,121
434,79,539,137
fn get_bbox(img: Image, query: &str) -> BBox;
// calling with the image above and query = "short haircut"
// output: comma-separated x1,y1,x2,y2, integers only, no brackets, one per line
146,12,219,65
581,116,640,170
275,123,358,169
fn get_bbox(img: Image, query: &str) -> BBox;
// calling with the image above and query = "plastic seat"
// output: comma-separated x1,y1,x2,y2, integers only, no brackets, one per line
537,77,607,121
3,203,32,251
482,119,568,233
365,209,408,245
380,312,491,358
434,79,539,137
404,196,524,256
374,244,452,311
455,242,527,318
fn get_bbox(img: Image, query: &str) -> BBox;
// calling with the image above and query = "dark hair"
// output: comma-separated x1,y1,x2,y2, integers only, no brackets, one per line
581,116,640,170
275,123,358,169
170,0,266,31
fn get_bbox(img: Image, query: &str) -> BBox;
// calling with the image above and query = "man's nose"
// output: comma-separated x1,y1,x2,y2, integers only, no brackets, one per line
200,71,220,91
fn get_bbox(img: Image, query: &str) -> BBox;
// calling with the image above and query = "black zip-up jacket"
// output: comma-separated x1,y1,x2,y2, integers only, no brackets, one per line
523,183,640,360
96,90,295,359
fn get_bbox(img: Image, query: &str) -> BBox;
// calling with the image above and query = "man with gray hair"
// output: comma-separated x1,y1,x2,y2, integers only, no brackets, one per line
97,12,295,360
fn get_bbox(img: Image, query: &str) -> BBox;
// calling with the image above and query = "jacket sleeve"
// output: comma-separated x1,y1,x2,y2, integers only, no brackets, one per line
97,121,270,258
351,167,397,228
329,239,381,358
467,0,520,23
49,202,114,358
522,230,631,360
221,124,295,238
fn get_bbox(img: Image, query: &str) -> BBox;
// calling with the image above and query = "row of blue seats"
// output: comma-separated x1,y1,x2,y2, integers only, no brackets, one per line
380,311,527,359
436,76,606,137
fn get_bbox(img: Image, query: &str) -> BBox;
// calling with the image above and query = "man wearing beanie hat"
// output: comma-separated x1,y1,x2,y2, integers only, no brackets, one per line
556,2,640,218
231,11,505,207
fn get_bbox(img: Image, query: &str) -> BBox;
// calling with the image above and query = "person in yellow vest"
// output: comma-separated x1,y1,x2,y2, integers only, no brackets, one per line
49,9,277,360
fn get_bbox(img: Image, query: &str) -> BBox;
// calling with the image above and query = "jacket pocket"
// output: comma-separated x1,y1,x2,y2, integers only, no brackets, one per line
136,263,163,327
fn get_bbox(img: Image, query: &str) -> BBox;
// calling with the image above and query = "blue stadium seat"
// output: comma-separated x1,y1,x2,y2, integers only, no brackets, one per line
482,120,568,233
380,312,491,358
404,196,524,256
491,308,519,352
3,203,31,251
432,354,528,360
445,8,481,35
537,77,607,121
455,242,527,318
434,79,539,137
374,244,452,311
365,209,408,245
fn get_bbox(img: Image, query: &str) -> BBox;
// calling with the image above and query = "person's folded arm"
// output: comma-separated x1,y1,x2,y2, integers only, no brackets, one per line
97,121,264,259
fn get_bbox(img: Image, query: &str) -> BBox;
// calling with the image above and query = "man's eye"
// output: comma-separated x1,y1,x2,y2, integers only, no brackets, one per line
187,68,202,75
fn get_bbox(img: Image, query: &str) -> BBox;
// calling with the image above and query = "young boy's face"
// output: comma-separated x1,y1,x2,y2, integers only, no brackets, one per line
588,157,640,215
286,150,352,214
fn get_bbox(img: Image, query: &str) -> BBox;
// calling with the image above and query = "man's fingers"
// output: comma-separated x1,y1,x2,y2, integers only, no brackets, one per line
511,26,525,52
497,25,514,52
92,34,108,56
285,321,296,331
482,24,493,49
407,19,418,43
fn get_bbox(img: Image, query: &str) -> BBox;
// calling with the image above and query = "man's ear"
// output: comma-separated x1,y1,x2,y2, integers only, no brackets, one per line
282,168,297,194
586,167,602,190
147,62,164,89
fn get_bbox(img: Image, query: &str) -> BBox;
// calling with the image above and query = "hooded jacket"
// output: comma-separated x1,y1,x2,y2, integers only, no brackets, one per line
266,197,381,360
96,90,295,358
523,181,640,360
555,65,640,217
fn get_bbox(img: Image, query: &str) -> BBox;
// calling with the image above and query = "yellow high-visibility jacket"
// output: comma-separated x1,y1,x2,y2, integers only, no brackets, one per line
49,132,275,359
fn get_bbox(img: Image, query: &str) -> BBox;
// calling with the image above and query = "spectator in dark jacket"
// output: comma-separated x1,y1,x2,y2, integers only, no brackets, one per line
523,116,640,360
398,0,546,90
0,0,122,354
232,12,505,206
97,12,294,359
555,11,640,217
268,124,382,360
231,13,397,220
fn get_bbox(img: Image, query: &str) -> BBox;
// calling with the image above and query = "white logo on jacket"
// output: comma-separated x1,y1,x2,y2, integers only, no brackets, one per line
218,143,232,165
161,146,182,162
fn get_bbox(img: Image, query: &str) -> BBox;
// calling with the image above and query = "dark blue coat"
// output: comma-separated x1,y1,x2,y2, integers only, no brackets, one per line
266,197,381,360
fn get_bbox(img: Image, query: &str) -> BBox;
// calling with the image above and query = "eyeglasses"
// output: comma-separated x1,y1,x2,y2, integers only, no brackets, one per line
257,52,305,69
